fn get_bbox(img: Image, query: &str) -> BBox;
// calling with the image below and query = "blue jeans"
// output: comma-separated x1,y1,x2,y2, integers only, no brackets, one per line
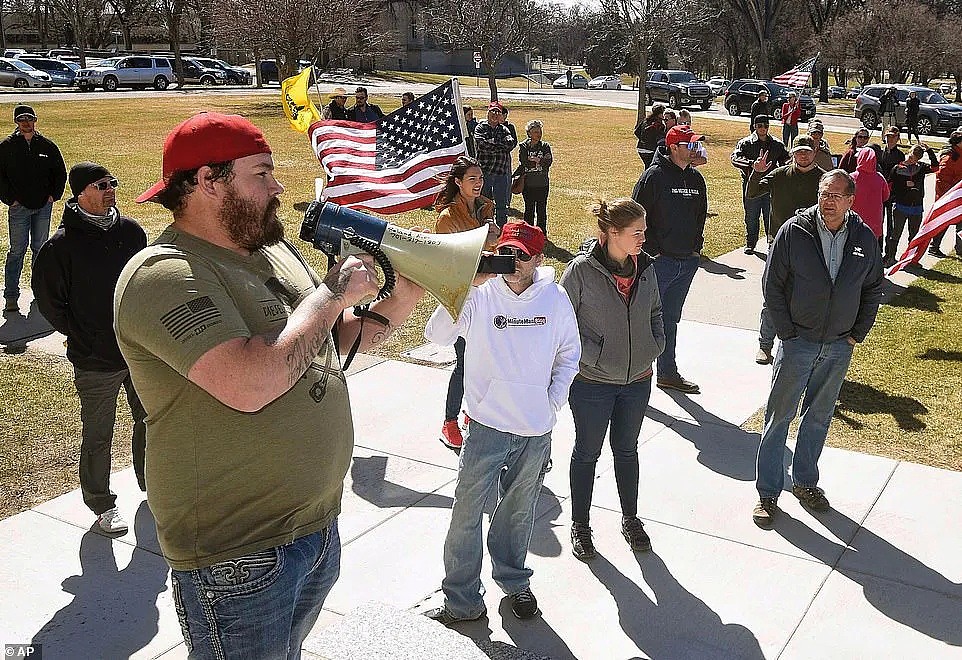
171,521,341,660
743,193,771,248
755,338,854,499
782,124,798,149
5,201,52,299
482,174,511,226
759,306,775,351
444,337,466,422
568,377,652,524
442,421,551,618
652,255,700,379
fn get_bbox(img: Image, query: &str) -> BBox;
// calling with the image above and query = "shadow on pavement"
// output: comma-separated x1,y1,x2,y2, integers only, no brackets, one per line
776,509,962,646
587,552,764,659
31,501,169,657
698,257,746,280
834,380,927,432
0,300,54,353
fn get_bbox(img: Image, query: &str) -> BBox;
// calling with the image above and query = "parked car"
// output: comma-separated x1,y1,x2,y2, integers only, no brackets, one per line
855,84,962,135
847,87,862,99
645,70,714,109
3,49,27,59
938,83,954,96
724,79,817,121
0,57,53,88
75,55,175,91
190,56,252,85
255,58,312,84
587,75,622,90
552,73,588,89
828,85,846,99
17,56,76,86
178,57,227,86
706,77,731,95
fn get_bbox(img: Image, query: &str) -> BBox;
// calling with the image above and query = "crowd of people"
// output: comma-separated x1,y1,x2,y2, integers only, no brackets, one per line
2,87,962,655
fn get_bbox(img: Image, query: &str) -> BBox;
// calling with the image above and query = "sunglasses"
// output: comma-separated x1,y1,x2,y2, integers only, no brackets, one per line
90,178,119,191
818,192,851,201
498,246,532,262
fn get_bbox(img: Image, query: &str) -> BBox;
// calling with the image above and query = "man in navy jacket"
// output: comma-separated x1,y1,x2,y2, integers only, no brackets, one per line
753,169,884,528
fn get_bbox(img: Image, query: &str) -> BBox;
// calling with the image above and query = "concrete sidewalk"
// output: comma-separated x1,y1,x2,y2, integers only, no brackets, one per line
2,227,961,658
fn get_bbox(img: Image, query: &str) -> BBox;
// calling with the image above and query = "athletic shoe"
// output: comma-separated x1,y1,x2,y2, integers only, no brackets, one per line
656,376,700,394
440,420,463,453
98,507,128,534
792,485,830,511
423,606,486,625
571,522,596,560
509,587,540,619
621,516,651,552
752,497,778,528
755,347,773,365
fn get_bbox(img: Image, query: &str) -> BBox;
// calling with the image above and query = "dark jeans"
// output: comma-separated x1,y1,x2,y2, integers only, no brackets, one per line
744,192,772,248
5,201,52,299
74,367,147,514
932,223,962,255
903,119,921,143
568,377,652,524
522,185,549,234
652,255,700,379
887,209,923,260
482,174,511,226
171,521,340,660
444,337,466,422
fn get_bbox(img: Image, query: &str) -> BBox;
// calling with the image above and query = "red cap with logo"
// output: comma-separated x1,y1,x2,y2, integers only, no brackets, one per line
488,101,505,113
496,221,546,256
137,112,272,203
665,125,707,147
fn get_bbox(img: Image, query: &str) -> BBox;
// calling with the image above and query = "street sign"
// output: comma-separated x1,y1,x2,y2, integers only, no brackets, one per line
473,52,482,64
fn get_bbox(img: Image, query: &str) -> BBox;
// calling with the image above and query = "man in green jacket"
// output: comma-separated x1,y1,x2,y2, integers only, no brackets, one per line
746,134,824,365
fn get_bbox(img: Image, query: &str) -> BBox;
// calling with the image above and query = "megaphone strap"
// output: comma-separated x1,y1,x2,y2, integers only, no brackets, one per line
344,233,396,302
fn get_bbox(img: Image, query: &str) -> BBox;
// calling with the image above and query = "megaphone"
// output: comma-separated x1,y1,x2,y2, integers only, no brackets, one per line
299,201,513,319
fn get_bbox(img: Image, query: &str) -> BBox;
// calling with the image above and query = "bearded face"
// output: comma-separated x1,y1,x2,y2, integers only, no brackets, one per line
219,185,284,252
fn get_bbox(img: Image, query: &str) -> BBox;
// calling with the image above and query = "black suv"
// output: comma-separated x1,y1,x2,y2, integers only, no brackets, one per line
724,79,817,122
645,70,714,110
191,57,252,85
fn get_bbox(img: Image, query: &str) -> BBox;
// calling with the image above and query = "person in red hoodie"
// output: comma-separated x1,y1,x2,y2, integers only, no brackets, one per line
781,91,801,149
851,147,890,255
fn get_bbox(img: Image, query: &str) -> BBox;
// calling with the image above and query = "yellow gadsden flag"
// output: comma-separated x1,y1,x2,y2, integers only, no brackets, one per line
281,66,320,133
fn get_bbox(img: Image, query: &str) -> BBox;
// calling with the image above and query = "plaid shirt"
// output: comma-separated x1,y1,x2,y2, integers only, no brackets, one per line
474,122,516,177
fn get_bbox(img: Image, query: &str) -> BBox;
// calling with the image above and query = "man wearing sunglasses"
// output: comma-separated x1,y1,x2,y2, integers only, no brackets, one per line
754,169,883,528
0,104,68,313
32,162,148,535
423,221,580,625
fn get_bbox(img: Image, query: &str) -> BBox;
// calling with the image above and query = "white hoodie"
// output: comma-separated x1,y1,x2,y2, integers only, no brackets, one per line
424,266,581,437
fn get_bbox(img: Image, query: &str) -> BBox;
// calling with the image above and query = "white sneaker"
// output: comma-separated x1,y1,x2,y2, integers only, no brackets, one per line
98,507,128,534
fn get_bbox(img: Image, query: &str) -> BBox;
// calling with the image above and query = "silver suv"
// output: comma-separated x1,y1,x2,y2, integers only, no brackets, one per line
76,55,174,92
854,84,962,136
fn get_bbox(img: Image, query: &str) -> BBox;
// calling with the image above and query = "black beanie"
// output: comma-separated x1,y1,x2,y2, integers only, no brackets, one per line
14,104,37,121
69,162,111,197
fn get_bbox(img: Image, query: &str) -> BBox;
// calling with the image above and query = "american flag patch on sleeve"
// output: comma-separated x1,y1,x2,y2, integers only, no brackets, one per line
161,296,221,340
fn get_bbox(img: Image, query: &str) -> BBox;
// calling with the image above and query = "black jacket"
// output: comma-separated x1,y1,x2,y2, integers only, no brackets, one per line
889,150,938,207
324,100,349,121
879,89,897,114
905,96,921,121
347,104,385,121
31,201,147,371
763,206,883,344
633,147,708,257
0,130,67,210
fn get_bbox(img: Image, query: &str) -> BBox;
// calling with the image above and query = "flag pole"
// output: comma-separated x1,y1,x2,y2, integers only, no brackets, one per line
451,78,469,157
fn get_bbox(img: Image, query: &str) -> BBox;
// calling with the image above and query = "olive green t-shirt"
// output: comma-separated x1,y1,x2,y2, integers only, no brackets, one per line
113,226,353,571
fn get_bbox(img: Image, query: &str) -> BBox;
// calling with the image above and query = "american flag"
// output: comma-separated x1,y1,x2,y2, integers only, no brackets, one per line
773,56,818,88
887,178,962,276
308,79,467,214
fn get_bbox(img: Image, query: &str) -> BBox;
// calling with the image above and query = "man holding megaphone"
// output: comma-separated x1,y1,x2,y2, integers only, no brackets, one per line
113,112,424,658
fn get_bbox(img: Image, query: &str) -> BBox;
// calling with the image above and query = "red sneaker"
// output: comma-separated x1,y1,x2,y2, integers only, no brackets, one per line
440,420,463,452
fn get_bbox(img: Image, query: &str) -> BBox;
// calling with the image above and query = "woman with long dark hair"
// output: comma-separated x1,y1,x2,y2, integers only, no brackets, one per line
559,198,665,560
886,144,939,266
634,103,667,167
435,156,500,453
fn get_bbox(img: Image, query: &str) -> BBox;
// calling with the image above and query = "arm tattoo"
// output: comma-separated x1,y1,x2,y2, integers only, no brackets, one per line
285,330,326,386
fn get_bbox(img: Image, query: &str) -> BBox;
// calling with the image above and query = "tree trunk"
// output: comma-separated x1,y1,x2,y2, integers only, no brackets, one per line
254,50,263,88
818,66,828,103
955,72,961,103
487,65,498,101
755,36,770,80
635,39,647,125
170,14,184,86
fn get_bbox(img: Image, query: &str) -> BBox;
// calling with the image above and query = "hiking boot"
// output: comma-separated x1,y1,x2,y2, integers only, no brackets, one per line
656,375,700,394
98,507,128,534
570,522,596,560
752,497,778,528
423,606,486,626
755,347,773,365
440,420,463,453
792,485,830,511
509,587,540,619
621,516,651,552
3,297,18,313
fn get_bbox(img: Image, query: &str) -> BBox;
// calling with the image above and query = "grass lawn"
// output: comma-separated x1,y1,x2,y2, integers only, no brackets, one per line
0,93,910,518
743,257,962,472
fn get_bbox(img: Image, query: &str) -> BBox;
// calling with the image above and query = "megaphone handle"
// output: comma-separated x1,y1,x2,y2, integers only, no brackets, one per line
344,234,396,301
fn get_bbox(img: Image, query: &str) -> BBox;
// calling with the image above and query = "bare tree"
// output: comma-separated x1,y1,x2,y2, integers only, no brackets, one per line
47,0,111,65
722,0,786,79
420,0,533,101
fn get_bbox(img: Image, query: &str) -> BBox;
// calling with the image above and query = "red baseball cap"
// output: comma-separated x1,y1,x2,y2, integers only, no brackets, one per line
497,221,546,256
137,112,272,203
488,101,505,113
665,125,707,147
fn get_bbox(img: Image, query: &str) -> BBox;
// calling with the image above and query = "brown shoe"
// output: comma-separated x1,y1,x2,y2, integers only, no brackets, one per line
752,497,778,528
656,376,700,394
792,485,830,511
3,297,18,313
755,347,773,365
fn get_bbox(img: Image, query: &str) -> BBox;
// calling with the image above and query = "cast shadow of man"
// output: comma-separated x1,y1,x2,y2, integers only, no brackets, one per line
0,299,54,354
32,501,169,658
834,380,927,432
588,551,764,659
446,598,577,660
775,509,962,646
698,256,746,280
646,390,791,484
350,455,562,557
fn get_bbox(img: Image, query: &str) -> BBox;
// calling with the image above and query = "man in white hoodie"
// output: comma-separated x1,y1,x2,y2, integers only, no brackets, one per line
423,221,581,624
